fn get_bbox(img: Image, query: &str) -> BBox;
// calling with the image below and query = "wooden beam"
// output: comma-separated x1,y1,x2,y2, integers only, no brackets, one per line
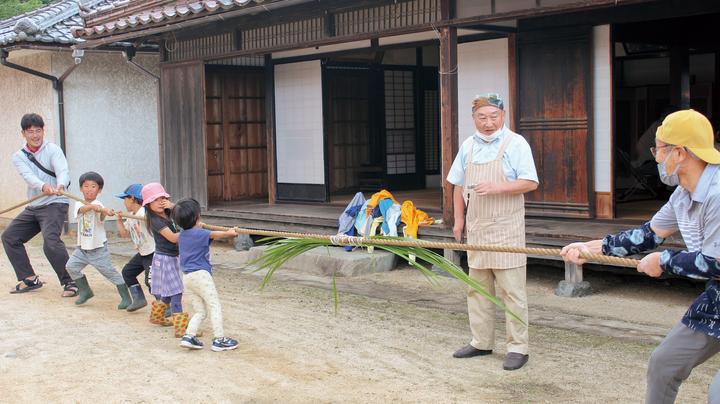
324,11,335,37
507,32,517,131
440,0,455,20
464,24,517,33
265,55,277,204
439,25,458,226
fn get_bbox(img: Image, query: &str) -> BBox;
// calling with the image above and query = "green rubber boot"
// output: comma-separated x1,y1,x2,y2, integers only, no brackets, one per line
116,284,132,310
74,275,94,305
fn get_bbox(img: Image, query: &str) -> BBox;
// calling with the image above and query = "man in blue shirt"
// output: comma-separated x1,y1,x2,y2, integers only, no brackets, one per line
562,110,720,403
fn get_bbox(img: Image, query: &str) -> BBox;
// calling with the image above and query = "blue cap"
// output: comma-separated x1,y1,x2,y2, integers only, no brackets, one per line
115,183,143,201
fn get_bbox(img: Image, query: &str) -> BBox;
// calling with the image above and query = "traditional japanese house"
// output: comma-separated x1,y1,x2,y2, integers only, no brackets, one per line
68,0,720,225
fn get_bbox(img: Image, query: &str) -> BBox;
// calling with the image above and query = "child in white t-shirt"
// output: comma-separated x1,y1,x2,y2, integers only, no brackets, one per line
114,183,156,312
65,172,130,309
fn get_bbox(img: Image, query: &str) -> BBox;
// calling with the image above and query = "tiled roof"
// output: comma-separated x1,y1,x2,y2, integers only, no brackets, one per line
73,0,272,39
0,0,113,47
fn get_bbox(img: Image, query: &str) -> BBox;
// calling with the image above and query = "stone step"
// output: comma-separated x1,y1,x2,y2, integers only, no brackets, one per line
246,245,398,277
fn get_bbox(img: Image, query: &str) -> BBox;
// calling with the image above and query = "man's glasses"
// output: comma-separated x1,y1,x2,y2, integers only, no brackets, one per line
650,145,672,158
23,128,43,135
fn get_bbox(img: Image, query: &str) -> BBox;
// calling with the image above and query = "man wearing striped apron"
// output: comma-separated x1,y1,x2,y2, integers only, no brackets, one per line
447,94,539,371
562,110,720,403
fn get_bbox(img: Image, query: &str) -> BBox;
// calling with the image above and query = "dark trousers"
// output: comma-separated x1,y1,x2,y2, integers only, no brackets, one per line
122,252,153,289
1,203,71,285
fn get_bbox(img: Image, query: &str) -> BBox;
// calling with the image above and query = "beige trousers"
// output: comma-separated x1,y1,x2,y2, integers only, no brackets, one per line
184,270,225,338
468,266,529,355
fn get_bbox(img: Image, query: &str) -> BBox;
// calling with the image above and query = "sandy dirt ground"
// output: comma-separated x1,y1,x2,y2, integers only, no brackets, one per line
1,235,719,403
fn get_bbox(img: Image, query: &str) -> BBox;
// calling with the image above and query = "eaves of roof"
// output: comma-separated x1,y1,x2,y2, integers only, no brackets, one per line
73,0,277,40
0,0,110,47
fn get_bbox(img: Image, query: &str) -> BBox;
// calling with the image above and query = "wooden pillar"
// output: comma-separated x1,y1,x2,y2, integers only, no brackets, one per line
439,26,458,225
507,33,518,132
265,55,277,204
714,52,720,128
670,44,690,108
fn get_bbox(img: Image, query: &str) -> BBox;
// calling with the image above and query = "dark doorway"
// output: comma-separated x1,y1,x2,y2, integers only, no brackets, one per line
613,14,720,219
323,46,440,201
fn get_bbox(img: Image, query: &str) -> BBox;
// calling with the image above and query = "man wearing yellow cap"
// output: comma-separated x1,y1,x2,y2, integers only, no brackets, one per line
447,93,538,371
561,109,720,403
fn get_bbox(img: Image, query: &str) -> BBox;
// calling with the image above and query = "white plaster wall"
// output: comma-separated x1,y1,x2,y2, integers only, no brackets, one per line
274,60,325,184
51,52,161,215
593,25,612,193
0,51,57,219
457,38,510,143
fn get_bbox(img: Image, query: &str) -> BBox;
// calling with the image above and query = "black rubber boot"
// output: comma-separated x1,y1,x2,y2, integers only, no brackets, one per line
116,284,132,310
126,284,148,312
74,275,94,305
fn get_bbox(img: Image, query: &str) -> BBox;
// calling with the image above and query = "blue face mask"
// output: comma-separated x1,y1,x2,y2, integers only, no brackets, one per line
657,150,680,187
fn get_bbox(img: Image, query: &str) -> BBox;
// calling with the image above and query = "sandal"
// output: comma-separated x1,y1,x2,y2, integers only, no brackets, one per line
62,281,79,297
10,276,43,294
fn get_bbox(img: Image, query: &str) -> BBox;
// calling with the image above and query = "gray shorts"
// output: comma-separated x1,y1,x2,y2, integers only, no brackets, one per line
66,243,123,285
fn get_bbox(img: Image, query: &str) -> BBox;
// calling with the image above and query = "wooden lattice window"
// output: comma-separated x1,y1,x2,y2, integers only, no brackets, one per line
166,32,235,62
424,89,439,173
384,70,416,175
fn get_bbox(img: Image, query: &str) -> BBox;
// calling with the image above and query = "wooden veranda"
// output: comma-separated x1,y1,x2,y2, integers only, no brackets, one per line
202,199,686,288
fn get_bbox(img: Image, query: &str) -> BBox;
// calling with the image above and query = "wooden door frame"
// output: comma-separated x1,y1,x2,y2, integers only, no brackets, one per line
515,26,595,218
160,60,208,208
382,64,426,190
205,64,267,202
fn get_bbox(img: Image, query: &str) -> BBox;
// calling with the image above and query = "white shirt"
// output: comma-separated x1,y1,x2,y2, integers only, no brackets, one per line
123,207,155,256
446,126,539,186
74,200,107,250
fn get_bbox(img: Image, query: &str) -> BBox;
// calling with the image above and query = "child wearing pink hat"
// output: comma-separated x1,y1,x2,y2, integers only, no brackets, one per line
141,182,188,337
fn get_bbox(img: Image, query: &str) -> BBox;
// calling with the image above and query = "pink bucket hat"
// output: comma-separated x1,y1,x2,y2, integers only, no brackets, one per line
141,182,170,206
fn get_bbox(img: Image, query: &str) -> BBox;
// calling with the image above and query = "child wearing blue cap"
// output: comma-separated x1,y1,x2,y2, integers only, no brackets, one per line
114,184,156,313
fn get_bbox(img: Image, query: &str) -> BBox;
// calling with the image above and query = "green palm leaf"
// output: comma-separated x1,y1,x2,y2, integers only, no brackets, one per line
248,236,526,325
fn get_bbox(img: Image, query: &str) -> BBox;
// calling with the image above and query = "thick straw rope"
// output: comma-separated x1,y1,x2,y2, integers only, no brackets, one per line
0,193,47,215
58,191,639,268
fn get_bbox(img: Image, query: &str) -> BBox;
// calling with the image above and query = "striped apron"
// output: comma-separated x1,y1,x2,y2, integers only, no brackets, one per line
464,133,526,269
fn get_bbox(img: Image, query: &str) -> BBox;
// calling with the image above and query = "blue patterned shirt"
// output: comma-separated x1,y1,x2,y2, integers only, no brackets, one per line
651,164,720,338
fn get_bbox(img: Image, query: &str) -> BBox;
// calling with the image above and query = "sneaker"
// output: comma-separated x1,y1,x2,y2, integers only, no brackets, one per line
180,335,204,350
211,337,238,352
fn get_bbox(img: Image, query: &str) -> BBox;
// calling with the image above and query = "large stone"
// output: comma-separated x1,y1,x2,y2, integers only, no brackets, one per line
234,234,254,251
555,280,593,298
246,246,398,277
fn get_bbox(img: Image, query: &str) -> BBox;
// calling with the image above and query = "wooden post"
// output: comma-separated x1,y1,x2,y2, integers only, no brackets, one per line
564,262,583,284
670,44,690,109
714,51,720,128
265,54,277,204
556,261,592,297
439,25,458,226
507,33,518,132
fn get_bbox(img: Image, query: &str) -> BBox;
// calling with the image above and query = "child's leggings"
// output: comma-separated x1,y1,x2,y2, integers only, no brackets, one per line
183,270,224,338
161,293,183,314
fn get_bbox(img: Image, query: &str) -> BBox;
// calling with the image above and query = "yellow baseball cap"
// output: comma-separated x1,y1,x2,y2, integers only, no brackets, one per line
656,109,720,164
